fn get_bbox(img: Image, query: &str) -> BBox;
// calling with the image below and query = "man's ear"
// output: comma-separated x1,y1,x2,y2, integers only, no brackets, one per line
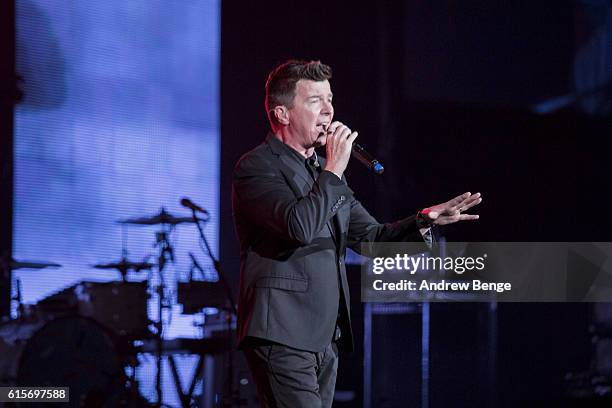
273,106,290,126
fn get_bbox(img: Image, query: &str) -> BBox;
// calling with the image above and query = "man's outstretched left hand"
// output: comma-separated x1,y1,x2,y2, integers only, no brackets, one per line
422,192,482,226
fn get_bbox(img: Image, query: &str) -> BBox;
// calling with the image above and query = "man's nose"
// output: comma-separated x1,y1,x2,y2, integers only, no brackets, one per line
321,100,333,115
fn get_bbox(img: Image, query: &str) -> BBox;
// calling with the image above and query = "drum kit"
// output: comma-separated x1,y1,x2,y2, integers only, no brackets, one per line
0,205,239,407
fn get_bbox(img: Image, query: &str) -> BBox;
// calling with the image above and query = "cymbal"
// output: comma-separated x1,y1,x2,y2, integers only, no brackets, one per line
118,207,202,226
8,259,62,270
92,259,154,272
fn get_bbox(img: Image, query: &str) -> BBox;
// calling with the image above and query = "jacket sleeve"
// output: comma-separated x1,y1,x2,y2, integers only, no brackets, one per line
346,197,429,255
233,155,354,246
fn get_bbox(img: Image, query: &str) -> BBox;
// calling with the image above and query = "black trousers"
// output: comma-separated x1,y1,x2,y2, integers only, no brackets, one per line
242,339,339,408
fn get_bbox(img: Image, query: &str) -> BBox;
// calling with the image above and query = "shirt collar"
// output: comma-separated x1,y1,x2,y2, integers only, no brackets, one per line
267,132,317,165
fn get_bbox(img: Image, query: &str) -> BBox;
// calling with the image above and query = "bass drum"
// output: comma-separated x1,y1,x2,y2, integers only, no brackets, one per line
0,316,125,407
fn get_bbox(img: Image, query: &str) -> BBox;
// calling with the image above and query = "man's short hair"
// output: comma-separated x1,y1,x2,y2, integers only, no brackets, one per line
265,60,332,130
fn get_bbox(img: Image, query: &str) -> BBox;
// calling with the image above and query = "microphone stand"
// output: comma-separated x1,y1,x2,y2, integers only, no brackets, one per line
189,209,236,316
188,209,242,407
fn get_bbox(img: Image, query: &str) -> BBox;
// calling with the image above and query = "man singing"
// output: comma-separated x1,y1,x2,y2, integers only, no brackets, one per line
232,60,482,407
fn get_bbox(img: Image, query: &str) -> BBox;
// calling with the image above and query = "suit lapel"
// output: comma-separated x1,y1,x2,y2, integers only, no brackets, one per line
266,133,311,196
278,153,313,196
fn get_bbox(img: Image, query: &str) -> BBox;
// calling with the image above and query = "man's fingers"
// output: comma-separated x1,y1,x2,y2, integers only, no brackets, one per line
449,192,481,213
447,192,471,208
454,193,482,212
347,131,358,144
332,123,350,136
433,212,480,225
430,191,482,224
339,126,352,141
328,121,343,134
340,127,352,140
329,126,349,148
459,196,482,212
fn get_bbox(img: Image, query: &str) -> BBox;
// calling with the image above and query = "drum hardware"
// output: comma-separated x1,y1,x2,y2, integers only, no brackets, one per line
92,256,155,282
106,225,157,281
178,281,227,314
76,281,151,339
114,206,198,407
0,316,128,406
185,202,242,408
35,283,81,319
168,354,205,408
0,314,150,407
138,336,231,408
2,257,62,320
138,337,229,355
148,221,178,407
155,230,175,274
118,202,237,407
115,207,188,406
121,343,153,408
188,251,206,280
2,201,236,406
8,278,43,323
2,258,62,270
34,281,151,340
118,207,206,226
186,207,237,316
11,277,24,320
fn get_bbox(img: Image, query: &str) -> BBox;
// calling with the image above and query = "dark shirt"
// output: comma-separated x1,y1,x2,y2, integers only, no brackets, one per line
305,152,320,180
275,141,320,180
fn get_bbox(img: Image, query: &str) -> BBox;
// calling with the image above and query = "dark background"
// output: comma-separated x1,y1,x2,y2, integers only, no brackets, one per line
2,0,610,406
219,1,609,407
0,0,15,324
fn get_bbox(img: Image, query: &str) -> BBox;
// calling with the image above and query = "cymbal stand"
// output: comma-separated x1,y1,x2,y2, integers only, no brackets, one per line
120,225,129,282
168,352,205,408
122,350,145,407
153,226,175,408
188,209,243,407
10,277,24,320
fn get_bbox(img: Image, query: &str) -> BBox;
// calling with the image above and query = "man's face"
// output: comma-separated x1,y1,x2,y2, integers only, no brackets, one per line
286,79,334,148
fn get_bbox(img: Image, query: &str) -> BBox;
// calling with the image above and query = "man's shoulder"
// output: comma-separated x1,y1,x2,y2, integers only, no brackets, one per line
234,138,277,177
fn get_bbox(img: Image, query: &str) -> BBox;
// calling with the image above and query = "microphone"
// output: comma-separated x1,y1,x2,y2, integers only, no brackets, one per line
352,143,384,175
321,128,385,174
180,197,209,215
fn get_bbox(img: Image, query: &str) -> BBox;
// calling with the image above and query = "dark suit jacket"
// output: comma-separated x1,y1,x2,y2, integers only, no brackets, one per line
232,133,426,352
